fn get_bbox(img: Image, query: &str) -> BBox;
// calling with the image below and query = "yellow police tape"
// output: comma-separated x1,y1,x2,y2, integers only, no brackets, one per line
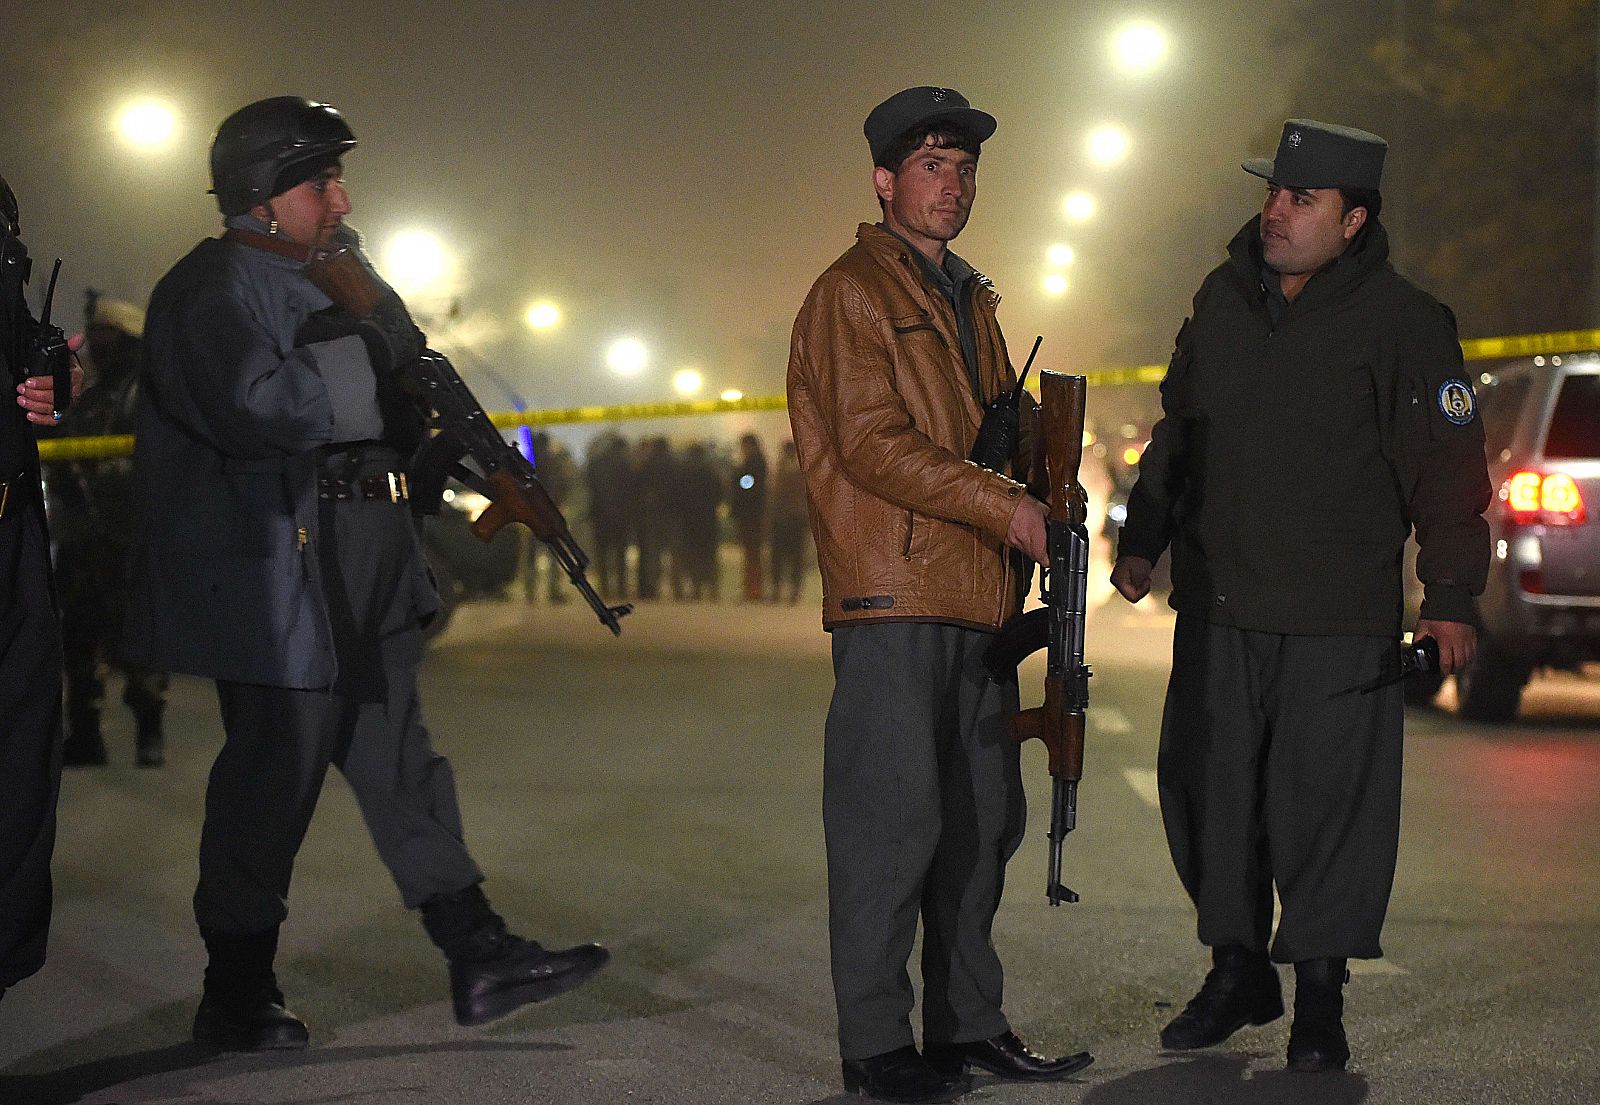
33,329,1600,463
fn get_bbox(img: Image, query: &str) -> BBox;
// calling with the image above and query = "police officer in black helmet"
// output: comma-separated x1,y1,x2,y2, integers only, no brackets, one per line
124,97,608,1051
0,173,84,1001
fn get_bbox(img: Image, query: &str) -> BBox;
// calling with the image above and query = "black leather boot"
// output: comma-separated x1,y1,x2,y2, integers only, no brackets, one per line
422,885,609,1027
192,927,309,1051
1287,958,1350,1072
1160,945,1284,1050
841,1045,968,1103
62,707,108,767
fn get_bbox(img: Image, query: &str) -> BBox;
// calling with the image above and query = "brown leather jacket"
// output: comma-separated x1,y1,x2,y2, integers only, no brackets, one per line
787,223,1034,631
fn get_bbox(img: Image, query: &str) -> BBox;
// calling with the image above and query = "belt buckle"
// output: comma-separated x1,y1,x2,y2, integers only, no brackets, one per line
387,471,400,503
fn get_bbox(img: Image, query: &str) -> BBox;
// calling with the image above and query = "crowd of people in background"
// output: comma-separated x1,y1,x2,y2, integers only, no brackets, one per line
539,428,812,607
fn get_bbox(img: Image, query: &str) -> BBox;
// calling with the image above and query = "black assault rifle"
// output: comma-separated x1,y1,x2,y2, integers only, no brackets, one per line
984,371,1091,905
303,241,632,636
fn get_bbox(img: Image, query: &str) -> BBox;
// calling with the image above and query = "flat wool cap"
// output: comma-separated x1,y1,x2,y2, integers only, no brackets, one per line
1243,119,1386,190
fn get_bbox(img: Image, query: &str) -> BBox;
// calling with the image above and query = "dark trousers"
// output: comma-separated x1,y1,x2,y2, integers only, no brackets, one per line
735,521,764,601
592,522,629,600
58,539,167,724
824,622,1025,1060
194,494,481,936
0,502,62,988
769,517,807,603
1158,616,1404,963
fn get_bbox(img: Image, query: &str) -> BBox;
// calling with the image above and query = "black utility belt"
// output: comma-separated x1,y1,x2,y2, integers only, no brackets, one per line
317,471,410,504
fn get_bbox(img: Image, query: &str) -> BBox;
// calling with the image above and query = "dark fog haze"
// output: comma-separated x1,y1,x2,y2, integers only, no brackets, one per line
3,1,1593,422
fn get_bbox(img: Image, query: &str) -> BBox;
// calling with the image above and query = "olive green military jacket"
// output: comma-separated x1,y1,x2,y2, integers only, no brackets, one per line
1119,216,1491,634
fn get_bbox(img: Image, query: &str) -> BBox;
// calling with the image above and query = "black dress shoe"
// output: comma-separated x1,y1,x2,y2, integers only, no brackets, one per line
192,989,309,1051
925,1030,1093,1083
451,936,610,1026
841,1046,968,1103
1286,958,1351,1072
1161,945,1284,1050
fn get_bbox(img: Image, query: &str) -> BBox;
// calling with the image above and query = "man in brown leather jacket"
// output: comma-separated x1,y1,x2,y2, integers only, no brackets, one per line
787,87,1092,1103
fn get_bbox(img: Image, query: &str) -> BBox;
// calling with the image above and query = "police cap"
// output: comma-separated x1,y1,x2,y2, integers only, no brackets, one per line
864,86,996,167
1243,119,1386,191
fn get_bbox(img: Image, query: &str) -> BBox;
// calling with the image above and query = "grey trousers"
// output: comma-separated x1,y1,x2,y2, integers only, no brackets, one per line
194,492,481,935
1157,615,1404,963
824,622,1025,1061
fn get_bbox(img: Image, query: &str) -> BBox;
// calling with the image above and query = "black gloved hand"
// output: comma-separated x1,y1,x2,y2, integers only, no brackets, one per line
367,289,426,373
294,306,363,347
296,301,423,377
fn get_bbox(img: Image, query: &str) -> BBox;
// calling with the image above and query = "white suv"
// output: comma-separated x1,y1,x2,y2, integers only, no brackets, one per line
1410,353,1600,720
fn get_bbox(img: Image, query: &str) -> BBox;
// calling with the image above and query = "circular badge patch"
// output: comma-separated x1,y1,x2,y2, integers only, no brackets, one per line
1437,378,1476,426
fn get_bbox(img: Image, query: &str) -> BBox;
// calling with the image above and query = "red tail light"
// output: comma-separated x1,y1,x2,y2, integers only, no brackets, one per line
1501,469,1587,525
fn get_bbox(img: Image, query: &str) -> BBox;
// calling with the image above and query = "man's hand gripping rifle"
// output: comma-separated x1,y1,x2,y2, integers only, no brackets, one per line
303,242,632,635
983,371,1091,906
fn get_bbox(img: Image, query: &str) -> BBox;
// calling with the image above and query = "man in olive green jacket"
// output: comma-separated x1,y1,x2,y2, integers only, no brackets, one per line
788,87,1092,1104
1113,119,1491,1073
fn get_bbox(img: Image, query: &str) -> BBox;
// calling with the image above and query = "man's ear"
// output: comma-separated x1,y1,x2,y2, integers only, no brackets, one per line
873,166,895,207
1342,204,1368,240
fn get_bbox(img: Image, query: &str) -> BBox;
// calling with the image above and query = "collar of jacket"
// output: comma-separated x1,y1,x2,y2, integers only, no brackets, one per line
1224,213,1391,316
854,222,1001,310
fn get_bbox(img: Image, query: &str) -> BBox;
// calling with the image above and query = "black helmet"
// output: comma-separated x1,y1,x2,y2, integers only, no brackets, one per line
0,172,18,237
209,96,357,215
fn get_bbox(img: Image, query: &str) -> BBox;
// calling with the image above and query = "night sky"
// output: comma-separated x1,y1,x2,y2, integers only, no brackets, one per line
1,2,1570,418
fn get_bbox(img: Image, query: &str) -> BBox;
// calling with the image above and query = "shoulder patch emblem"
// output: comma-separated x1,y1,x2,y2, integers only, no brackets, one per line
1437,378,1476,426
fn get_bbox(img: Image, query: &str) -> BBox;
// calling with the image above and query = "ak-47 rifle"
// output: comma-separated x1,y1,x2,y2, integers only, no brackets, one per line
984,371,1091,905
302,239,632,636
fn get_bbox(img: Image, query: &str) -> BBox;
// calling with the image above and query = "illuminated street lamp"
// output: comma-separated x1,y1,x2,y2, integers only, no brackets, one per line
1042,273,1069,297
382,230,452,297
1086,124,1132,169
1062,191,1097,222
1046,243,1076,267
1111,19,1171,76
606,337,648,377
115,99,178,152
672,368,705,397
719,388,745,402
524,300,561,331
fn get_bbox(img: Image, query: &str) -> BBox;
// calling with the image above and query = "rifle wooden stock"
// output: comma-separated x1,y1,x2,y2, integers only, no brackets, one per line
303,245,388,319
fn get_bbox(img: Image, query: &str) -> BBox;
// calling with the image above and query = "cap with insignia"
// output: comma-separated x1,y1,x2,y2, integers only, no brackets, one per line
864,86,996,166
1243,119,1387,190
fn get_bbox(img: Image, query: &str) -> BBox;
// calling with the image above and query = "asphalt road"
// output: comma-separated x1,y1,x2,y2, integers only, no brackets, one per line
3,584,1597,1105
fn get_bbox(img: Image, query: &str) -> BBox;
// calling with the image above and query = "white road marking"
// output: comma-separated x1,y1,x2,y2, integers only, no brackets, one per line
1095,707,1132,734
1123,767,1160,807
